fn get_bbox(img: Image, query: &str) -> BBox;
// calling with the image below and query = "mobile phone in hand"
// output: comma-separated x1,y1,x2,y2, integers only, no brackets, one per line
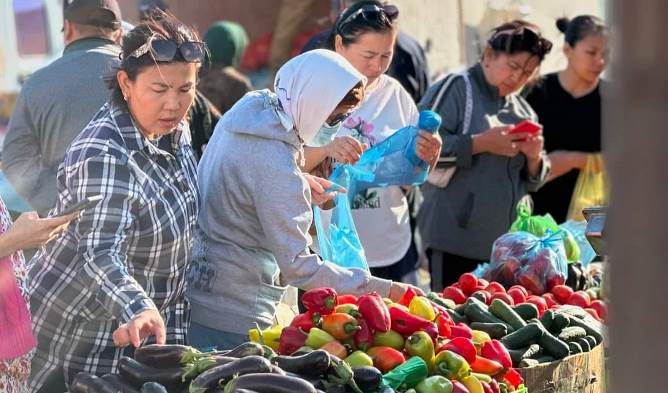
508,120,542,141
55,195,103,217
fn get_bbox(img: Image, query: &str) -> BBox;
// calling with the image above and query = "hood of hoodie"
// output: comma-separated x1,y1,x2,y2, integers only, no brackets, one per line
220,49,364,146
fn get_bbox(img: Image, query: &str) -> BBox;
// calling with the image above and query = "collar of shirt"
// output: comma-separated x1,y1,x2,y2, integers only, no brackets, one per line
109,103,188,159
471,62,504,102
63,37,119,56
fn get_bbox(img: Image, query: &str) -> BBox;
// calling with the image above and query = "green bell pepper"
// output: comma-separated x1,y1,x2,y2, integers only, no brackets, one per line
305,327,336,348
404,331,435,368
415,375,454,393
434,350,470,381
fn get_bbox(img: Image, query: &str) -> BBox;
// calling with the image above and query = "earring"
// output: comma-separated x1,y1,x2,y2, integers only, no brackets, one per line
123,95,128,101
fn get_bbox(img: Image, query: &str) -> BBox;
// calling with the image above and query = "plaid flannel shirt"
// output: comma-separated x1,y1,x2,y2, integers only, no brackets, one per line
27,103,199,390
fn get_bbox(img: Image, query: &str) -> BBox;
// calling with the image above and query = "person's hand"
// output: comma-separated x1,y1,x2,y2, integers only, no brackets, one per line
388,282,425,303
112,309,165,348
324,136,367,164
4,211,77,252
518,134,545,163
415,130,443,167
548,150,588,171
304,174,347,206
475,126,524,158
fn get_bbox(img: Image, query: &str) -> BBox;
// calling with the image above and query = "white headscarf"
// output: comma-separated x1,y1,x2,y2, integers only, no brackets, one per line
274,49,365,145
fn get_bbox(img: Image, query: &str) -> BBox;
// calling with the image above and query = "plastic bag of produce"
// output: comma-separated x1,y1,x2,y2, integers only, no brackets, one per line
567,153,609,221
509,200,580,262
560,220,596,266
382,356,429,390
486,230,569,294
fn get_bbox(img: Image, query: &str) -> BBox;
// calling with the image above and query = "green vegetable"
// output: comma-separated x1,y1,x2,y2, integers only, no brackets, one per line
382,356,429,391
508,344,542,367
568,342,583,354
558,326,587,342
513,303,539,321
500,322,543,350
415,375,454,393
305,327,336,349
469,322,508,339
489,299,526,330
537,326,570,360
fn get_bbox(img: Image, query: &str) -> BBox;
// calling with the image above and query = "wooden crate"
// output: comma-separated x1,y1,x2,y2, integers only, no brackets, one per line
517,344,605,393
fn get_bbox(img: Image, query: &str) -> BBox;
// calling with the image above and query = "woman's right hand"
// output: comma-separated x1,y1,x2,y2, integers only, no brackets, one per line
474,126,524,157
112,308,166,348
4,211,77,253
324,136,367,164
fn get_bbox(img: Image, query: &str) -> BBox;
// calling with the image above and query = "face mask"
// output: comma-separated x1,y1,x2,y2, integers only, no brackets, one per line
310,123,340,147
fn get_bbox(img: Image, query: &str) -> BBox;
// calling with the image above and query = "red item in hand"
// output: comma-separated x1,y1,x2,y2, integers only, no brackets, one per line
441,337,477,364
357,292,391,332
481,340,512,369
302,288,338,315
278,326,307,355
508,119,542,141
388,306,433,336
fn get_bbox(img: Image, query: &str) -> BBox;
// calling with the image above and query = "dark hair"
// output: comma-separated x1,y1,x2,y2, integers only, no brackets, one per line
326,0,396,50
338,81,365,107
107,10,202,107
487,20,553,61
556,15,608,47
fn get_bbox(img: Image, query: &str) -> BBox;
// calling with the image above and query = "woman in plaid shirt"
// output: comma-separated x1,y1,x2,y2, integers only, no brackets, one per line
27,13,204,392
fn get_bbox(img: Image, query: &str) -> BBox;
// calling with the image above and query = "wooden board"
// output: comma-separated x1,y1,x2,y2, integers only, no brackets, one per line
517,344,605,393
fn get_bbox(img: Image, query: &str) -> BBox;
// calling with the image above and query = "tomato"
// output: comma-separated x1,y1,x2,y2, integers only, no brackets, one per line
551,285,574,304
590,300,608,321
567,291,591,308
526,295,548,315
458,273,479,295
509,285,528,297
542,293,559,308
507,288,527,305
485,282,506,295
491,292,514,306
443,286,467,304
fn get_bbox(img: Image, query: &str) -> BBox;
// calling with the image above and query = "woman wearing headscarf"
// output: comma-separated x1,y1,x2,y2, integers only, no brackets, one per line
187,49,420,350
199,21,253,116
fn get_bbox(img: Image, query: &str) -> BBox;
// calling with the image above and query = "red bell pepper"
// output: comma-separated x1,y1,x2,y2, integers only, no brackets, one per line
388,306,433,336
398,287,418,307
354,318,374,352
470,356,504,376
502,368,524,390
436,314,453,338
278,326,307,355
481,340,512,369
337,294,358,305
289,312,321,332
302,287,338,315
357,292,391,332
450,322,473,339
440,337,477,364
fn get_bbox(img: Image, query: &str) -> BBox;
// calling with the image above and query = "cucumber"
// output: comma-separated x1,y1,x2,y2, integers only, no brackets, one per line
465,302,512,330
471,292,489,304
577,337,592,352
562,314,604,345
469,322,508,339
489,299,526,331
568,342,583,355
508,344,542,367
446,309,468,324
538,310,555,330
583,336,598,349
513,303,539,321
537,326,570,360
558,326,587,342
500,323,543,350
549,314,570,334
518,358,540,368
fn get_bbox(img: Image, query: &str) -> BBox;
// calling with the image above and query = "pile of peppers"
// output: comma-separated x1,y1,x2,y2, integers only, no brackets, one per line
249,287,526,393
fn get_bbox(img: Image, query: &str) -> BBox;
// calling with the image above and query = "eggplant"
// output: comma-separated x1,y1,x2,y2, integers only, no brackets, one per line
225,342,264,358
101,373,140,393
223,373,317,393
134,344,202,368
141,382,168,393
270,365,286,375
351,366,382,392
271,350,331,377
182,355,238,381
118,356,187,391
70,372,119,393
284,372,326,390
189,355,272,393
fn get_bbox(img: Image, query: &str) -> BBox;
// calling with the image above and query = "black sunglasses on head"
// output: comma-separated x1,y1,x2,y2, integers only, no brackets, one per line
337,4,399,32
127,37,206,63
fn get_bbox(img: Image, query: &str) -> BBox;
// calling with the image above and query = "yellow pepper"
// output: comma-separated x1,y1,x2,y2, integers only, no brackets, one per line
409,296,437,321
470,330,492,353
248,325,282,351
461,375,484,393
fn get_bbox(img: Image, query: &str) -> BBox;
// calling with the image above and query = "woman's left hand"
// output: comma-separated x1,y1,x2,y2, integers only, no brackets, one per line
304,174,347,206
519,134,545,162
415,130,443,168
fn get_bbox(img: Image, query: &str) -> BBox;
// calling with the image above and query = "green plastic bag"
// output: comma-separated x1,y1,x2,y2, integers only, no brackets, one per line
382,356,429,391
510,201,580,262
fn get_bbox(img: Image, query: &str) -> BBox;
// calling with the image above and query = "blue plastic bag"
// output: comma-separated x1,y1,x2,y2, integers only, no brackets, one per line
560,220,596,266
314,110,441,271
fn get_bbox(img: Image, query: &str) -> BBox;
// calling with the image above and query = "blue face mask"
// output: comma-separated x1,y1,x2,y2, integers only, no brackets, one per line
310,123,341,147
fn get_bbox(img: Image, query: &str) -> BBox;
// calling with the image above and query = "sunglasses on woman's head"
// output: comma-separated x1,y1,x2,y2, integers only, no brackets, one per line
128,37,206,63
337,4,400,31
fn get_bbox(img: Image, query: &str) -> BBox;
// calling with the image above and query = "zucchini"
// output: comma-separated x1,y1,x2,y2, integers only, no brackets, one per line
513,303,539,321
583,336,598,349
469,322,508,339
445,309,467,324
549,313,571,334
465,302,511,329
518,358,540,368
537,326,570,360
134,344,200,368
538,310,555,330
70,373,118,393
271,350,331,377
500,323,543,349
577,337,592,352
558,326,587,342
189,355,272,393
140,382,168,393
568,342,583,355
351,366,383,392
101,373,140,393
118,356,186,391
508,344,542,367
223,373,318,393
471,292,488,304
489,299,526,330
226,342,265,358
562,314,604,345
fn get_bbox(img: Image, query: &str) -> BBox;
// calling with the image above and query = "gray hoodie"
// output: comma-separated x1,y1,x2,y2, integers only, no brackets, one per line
187,53,392,334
